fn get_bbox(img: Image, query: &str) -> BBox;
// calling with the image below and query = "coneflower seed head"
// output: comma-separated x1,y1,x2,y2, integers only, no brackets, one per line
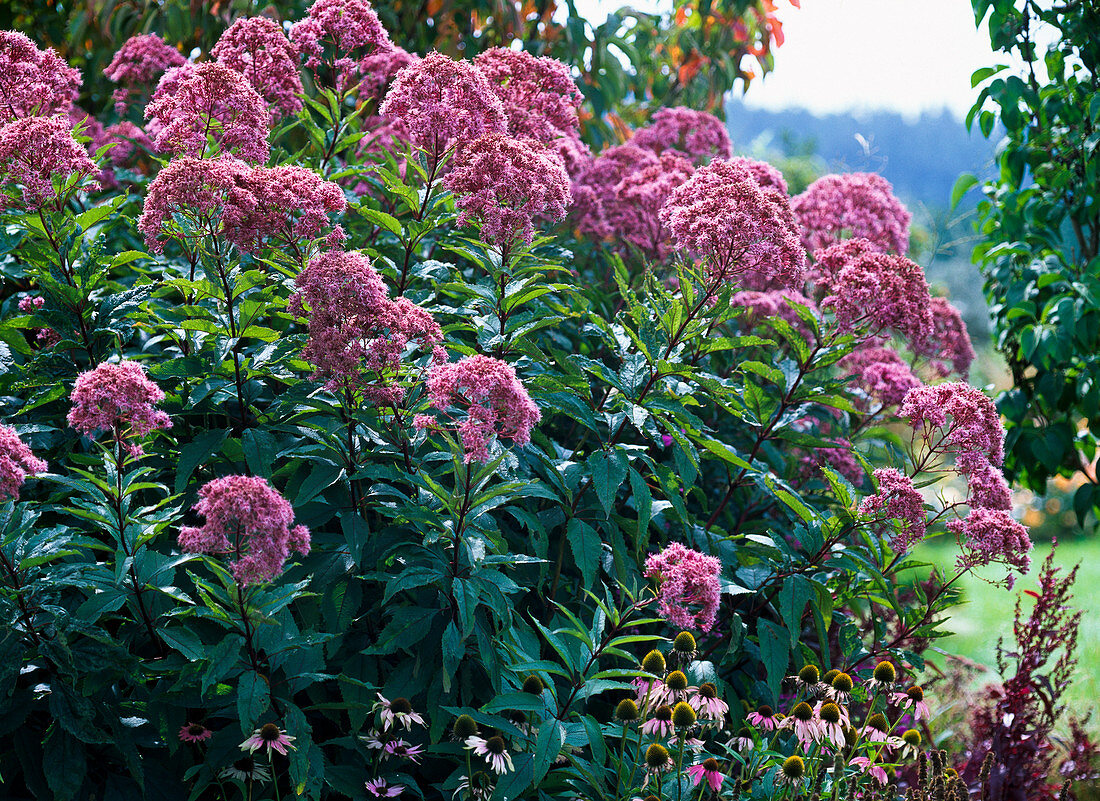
671,701,696,727
642,649,666,675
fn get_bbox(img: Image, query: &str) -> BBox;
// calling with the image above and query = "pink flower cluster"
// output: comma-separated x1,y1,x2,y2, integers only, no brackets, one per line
102,121,153,168
859,467,927,552
642,542,721,632
899,382,1027,575
659,158,805,291
729,155,789,194
0,31,81,120
839,345,923,410
631,107,733,164
799,438,864,487
291,0,392,91
289,250,444,402
103,34,186,114
612,152,694,258
914,296,975,379
178,475,310,585
473,47,582,144
793,173,911,255
67,360,171,452
139,158,346,254
212,17,304,121
443,134,571,247
572,142,659,240
145,62,270,163
818,241,933,343
380,53,507,167
0,424,47,501
359,44,418,99
0,115,98,211
417,355,541,464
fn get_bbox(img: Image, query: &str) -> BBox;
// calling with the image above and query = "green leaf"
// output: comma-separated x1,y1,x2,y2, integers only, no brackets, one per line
566,518,601,587
951,173,979,209
757,619,789,703
588,449,628,516
532,721,564,787
442,621,463,692
43,727,86,800
778,576,812,646
175,429,229,493
237,671,271,732
242,429,277,479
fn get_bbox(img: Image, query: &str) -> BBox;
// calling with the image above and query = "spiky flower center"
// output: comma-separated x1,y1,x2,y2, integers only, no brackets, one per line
798,665,820,685
615,699,640,721
671,701,696,728
822,669,840,685
454,714,478,739
907,685,924,702
737,727,751,739
792,702,813,722
757,704,774,718
654,705,673,722
641,649,666,674
665,670,688,691
673,631,697,652
699,682,717,699
902,729,921,746
507,710,528,725
832,672,854,692
188,724,207,736
260,723,281,741
781,755,805,779
645,743,669,768
868,713,888,731
702,758,719,771
391,697,413,714
819,703,841,724
522,675,545,694
873,661,897,683
486,736,506,755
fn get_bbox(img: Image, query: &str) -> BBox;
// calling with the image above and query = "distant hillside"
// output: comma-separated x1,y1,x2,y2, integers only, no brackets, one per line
725,99,998,211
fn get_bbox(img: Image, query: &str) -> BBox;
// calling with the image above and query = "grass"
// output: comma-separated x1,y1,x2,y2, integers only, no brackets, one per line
913,539,1100,719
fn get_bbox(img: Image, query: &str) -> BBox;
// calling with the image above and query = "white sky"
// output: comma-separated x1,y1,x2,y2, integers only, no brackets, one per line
574,0,1011,119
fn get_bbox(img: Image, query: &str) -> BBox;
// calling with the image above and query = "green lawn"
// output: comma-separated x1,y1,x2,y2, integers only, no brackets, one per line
913,539,1100,719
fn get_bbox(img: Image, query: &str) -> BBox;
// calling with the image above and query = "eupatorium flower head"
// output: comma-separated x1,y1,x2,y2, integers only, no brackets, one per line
820,246,933,342
0,31,81,120
212,17,304,120
289,250,444,401
860,467,927,552
0,115,98,211
913,296,975,379
67,361,171,449
611,152,694,258
359,44,417,99
898,382,1005,467
793,172,911,254
178,475,310,585
145,62,270,163
948,507,1031,578
643,542,721,632
728,155,788,194
291,0,391,90
138,156,255,253
659,158,805,290
227,165,347,254
632,107,732,164
380,52,507,165
730,289,817,337
0,425,47,501
572,142,658,240
473,47,582,144
418,355,541,463
103,34,185,114
444,133,570,247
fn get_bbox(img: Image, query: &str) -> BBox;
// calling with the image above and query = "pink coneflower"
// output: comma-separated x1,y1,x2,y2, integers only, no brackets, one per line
850,756,888,786
374,694,426,731
179,722,213,743
465,735,514,774
366,779,404,797
731,728,754,751
641,704,674,737
891,685,931,722
781,702,819,750
240,723,296,756
815,702,848,749
688,682,728,721
220,756,271,782
383,739,424,763
686,758,724,793
747,705,781,731
642,743,671,788
864,713,890,742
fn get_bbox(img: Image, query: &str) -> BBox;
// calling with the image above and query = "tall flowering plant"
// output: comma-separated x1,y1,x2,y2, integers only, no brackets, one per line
0,3,1074,800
